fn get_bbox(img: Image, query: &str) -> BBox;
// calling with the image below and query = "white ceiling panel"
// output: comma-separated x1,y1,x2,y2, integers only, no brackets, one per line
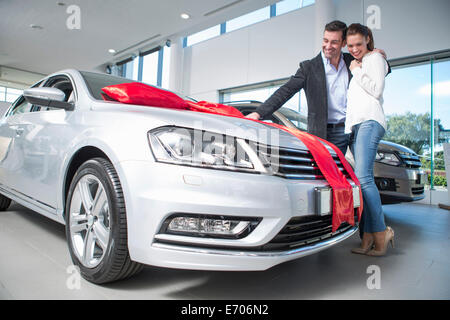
0,0,278,75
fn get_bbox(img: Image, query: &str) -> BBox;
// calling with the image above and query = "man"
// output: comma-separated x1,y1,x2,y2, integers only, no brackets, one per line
246,20,387,155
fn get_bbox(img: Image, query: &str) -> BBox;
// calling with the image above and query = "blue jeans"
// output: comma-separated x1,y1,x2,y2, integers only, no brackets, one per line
327,125,350,155
349,120,386,233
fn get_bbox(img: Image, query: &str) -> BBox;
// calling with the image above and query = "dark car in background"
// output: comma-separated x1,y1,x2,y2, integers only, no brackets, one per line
227,101,426,204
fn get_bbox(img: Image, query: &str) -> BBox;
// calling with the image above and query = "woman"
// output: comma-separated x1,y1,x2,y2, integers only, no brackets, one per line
345,23,394,256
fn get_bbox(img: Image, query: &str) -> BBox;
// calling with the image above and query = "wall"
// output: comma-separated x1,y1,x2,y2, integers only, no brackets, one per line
186,4,316,101
336,0,450,59
185,0,450,100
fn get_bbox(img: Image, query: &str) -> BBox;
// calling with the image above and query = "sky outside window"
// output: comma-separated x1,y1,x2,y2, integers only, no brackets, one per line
276,0,301,16
433,59,450,182
277,0,315,15
383,62,431,158
384,63,431,118
226,6,270,33
432,59,450,130
382,60,450,134
133,57,139,81
186,25,221,46
0,86,5,101
6,88,22,103
124,58,138,80
142,51,159,86
162,46,171,89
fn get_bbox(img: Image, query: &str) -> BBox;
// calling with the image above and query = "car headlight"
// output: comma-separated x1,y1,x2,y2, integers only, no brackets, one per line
148,126,263,172
375,151,402,166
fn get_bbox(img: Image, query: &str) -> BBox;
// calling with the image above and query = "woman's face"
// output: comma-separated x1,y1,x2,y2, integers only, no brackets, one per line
346,33,369,60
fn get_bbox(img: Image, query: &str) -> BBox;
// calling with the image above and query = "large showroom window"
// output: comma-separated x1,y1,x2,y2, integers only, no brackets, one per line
185,25,221,47
119,45,171,89
122,57,139,81
184,1,315,47
219,55,450,191
433,59,450,189
161,46,171,89
384,57,450,190
276,0,315,16
225,6,270,33
141,49,159,86
0,86,5,101
4,87,23,103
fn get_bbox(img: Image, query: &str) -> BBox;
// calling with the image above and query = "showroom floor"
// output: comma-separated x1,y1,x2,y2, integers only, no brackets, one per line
0,201,449,300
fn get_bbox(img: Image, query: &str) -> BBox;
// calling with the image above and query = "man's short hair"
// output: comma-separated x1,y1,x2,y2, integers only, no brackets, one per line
324,20,347,40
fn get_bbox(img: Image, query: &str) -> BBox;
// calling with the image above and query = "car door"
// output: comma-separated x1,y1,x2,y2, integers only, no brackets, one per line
13,75,76,210
0,97,33,193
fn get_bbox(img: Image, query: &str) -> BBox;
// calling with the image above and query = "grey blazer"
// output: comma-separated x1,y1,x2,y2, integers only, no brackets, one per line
255,52,355,139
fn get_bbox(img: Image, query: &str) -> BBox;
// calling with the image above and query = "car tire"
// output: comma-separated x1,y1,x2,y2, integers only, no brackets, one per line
65,157,143,284
0,194,11,211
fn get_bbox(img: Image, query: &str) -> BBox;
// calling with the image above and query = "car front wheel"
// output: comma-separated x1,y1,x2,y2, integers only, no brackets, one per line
65,157,143,284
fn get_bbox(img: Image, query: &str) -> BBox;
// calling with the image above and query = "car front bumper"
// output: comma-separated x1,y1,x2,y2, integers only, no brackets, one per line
374,164,426,202
117,160,358,271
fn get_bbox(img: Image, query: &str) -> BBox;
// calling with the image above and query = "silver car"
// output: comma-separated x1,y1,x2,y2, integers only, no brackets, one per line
0,70,361,284
228,101,426,204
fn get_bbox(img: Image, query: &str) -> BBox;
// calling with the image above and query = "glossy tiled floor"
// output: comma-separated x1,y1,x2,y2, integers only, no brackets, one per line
0,201,449,299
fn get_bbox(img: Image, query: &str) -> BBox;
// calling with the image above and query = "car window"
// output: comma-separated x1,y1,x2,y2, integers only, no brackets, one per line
277,107,308,131
79,71,190,101
4,80,44,117
8,97,32,116
37,76,75,111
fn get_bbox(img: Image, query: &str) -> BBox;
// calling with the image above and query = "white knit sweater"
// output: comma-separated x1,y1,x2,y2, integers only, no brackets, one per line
345,51,389,134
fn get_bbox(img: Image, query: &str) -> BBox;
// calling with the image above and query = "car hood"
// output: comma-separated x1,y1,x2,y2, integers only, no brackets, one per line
90,101,331,152
378,140,417,155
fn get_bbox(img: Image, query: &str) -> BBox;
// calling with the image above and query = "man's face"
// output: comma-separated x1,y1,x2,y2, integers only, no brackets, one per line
322,30,346,60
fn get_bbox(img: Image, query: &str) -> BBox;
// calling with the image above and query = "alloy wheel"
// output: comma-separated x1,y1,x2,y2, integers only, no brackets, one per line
69,174,111,268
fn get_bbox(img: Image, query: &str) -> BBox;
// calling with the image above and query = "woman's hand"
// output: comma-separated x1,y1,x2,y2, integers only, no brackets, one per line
350,59,362,71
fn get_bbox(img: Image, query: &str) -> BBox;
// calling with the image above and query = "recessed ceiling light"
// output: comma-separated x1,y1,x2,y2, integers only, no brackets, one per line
180,13,190,19
108,49,116,54
30,24,43,30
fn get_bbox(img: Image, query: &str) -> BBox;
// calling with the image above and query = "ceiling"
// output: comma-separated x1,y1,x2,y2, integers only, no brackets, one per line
0,0,278,81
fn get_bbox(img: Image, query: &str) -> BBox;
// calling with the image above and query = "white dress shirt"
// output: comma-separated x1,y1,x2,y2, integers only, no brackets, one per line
321,51,349,124
345,51,389,134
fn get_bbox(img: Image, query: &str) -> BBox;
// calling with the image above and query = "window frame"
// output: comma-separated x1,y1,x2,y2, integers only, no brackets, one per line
4,80,44,118
36,74,77,112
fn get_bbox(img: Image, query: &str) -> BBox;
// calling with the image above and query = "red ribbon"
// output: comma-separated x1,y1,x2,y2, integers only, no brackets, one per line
101,83,362,232
261,123,362,232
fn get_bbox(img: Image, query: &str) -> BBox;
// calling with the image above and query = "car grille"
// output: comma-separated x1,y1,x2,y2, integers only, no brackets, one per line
398,153,422,168
260,211,359,251
258,145,348,180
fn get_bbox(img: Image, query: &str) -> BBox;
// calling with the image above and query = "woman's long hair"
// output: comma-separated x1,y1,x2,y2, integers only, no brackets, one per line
346,23,374,51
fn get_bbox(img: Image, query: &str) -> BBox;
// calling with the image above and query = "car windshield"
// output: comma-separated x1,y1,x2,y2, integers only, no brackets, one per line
79,71,196,102
277,107,308,131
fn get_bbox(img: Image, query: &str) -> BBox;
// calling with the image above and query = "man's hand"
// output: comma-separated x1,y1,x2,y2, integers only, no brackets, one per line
349,59,362,71
373,48,387,60
246,112,261,120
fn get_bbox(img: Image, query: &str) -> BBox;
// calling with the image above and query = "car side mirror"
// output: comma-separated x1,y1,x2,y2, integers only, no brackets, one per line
23,87,74,111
